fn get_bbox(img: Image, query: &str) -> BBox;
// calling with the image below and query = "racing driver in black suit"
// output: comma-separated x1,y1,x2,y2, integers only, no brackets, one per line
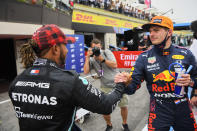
9,24,125,131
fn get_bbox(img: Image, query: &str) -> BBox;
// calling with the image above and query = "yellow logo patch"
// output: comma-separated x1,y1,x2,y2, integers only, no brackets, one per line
130,67,135,76
172,55,184,59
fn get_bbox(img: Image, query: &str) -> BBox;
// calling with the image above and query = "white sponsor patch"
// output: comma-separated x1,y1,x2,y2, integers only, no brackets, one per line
14,106,53,120
15,81,50,89
153,19,162,23
154,92,176,98
147,63,160,71
12,92,57,105
33,59,47,66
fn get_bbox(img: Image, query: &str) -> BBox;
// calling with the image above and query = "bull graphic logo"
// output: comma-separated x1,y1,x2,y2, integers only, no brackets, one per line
152,70,175,82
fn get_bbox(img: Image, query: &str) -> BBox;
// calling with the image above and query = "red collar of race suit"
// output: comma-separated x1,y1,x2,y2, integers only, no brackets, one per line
153,44,173,56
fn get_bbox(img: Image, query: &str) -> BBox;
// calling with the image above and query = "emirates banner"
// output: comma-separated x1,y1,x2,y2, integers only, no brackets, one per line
113,51,143,68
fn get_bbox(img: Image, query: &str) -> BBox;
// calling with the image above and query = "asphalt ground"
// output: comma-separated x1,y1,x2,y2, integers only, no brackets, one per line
0,72,150,131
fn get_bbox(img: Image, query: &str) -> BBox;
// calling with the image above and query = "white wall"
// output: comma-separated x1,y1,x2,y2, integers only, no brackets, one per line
104,33,117,49
0,22,74,35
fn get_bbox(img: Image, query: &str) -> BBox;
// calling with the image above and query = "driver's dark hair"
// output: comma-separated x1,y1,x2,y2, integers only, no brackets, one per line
91,38,101,45
191,20,197,32
19,39,60,69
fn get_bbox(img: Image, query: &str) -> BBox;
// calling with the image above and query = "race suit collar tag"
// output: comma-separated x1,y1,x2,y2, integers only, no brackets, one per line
33,58,47,66
33,58,58,68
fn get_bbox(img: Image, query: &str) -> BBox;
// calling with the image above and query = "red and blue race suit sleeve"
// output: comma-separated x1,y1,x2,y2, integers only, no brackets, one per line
125,53,145,95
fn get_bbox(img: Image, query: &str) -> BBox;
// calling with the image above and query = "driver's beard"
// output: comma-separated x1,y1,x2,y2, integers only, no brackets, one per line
59,46,66,66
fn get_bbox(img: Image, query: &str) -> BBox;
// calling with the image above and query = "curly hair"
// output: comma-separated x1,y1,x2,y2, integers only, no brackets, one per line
20,39,61,68
20,39,52,68
19,40,38,68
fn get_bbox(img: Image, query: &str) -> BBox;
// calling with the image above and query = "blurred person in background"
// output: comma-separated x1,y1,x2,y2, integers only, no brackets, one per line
84,38,130,131
138,34,152,51
189,20,197,106
189,20,197,62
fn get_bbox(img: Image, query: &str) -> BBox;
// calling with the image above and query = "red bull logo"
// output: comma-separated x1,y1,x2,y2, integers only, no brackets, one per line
190,113,197,129
148,113,156,130
152,70,175,82
152,83,175,92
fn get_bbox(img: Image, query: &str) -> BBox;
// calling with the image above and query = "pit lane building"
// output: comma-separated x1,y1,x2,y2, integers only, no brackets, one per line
0,0,149,92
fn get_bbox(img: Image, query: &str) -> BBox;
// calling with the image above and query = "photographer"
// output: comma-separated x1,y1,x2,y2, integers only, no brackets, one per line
84,38,130,131
138,34,151,51
125,27,151,51
189,20,197,106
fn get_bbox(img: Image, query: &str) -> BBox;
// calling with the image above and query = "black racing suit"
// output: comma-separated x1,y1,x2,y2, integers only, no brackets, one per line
126,45,197,131
9,58,125,131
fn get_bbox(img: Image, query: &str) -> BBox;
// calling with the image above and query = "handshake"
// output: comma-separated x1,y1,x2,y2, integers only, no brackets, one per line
114,72,132,86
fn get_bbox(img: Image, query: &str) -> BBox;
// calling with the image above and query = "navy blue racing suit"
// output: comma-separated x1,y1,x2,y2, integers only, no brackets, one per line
126,45,197,131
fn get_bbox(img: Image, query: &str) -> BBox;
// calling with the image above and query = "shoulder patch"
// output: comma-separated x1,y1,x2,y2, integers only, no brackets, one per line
62,69,77,75
173,45,189,55
51,65,78,76
141,51,149,57
79,77,89,85
172,55,184,59
30,69,40,75
148,56,156,63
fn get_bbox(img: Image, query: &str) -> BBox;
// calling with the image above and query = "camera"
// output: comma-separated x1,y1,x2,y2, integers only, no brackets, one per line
124,27,150,51
91,47,101,57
